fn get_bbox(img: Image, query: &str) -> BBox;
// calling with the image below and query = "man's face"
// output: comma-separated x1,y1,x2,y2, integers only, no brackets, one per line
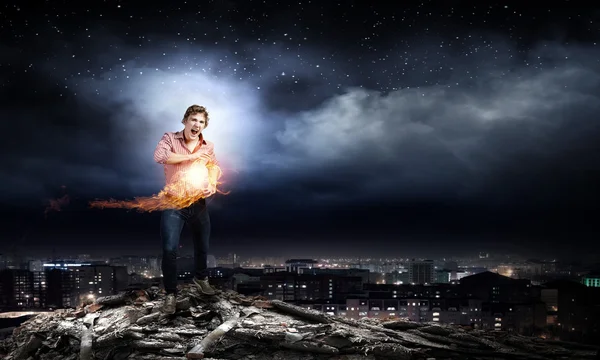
183,113,207,140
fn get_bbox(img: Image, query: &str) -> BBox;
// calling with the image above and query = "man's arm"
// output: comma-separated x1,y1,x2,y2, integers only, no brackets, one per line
206,146,221,187
165,153,192,164
205,142,220,167
154,133,192,165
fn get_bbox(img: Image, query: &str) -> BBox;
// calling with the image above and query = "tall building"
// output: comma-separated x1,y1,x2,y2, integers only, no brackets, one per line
77,265,116,298
45,268,78,309
581,273,600,287
42,262,128,308
0,269,34,310
408,260,434,284
31,271,47,308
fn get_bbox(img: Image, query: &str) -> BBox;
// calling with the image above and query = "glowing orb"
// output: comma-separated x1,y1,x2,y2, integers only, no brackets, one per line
172,162,211,197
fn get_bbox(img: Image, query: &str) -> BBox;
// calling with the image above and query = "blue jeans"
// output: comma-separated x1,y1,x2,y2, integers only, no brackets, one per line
160,199,210,294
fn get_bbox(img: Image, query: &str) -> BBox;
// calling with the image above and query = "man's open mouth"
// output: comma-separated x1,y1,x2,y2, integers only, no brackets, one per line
191,129,199,135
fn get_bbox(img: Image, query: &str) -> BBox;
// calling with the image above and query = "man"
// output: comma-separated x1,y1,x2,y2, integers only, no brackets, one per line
153,104,220,314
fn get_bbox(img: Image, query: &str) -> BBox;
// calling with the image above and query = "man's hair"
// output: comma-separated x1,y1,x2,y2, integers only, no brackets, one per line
182,104,210,128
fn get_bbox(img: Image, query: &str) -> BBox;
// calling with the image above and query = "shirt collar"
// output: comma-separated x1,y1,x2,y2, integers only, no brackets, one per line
175,130,206,145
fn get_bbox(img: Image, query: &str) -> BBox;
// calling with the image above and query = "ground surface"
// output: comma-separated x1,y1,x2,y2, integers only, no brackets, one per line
1,285,598,360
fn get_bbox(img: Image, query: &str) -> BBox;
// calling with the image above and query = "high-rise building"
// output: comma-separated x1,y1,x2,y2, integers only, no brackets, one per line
0,269,34,310
31,271,47,308
45,268,78,309
408,260,434,285
77,265,115,298
43,262,128,308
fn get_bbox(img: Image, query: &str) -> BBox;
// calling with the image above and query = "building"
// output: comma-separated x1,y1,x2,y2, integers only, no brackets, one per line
28,260,44,272
285,259,319,274
459,271,535,304
435,269,451,284
363,283,461,300
300,273,547,335
542,280,600,344
76,265,128,300
109,255,161,278
0,269,34,310
31,271,47,308
232,269,263,296
0,263,130,310
408,260,434,284
45,268,78,309
261,272,363,302
384,270,409,285
581,273,600,288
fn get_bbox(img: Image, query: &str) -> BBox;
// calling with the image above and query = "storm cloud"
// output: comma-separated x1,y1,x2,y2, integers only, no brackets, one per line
3,1,600,258
273,58,600,207
2,38,600,217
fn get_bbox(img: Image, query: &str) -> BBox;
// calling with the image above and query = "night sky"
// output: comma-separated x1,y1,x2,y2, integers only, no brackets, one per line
1,1,599,259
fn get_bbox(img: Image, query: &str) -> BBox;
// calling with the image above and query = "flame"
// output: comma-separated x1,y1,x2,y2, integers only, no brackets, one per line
44,186,70,218
89,161,229,212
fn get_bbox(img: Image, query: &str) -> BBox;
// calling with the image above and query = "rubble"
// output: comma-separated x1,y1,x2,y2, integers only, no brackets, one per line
0,285,598,360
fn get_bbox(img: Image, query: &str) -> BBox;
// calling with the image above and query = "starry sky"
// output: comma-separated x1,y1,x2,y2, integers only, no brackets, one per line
1,1,600,259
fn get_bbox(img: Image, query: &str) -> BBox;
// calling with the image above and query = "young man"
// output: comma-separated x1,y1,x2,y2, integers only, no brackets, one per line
153,104,220,314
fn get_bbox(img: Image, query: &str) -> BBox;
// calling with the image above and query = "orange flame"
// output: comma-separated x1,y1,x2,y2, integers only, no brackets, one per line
89,161,229,212
44,186,70,218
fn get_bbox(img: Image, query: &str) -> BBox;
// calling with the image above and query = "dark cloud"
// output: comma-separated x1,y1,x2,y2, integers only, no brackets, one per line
4,41,600,208
271,54,600,207
2,2,600,256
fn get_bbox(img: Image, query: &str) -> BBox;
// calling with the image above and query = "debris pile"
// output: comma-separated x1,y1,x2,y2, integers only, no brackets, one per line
1,285,598,359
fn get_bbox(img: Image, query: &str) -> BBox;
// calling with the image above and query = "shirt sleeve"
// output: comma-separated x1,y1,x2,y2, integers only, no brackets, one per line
154,133,172,164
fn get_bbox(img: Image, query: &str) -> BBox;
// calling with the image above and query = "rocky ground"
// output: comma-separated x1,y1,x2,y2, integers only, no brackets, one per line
0,285,598,360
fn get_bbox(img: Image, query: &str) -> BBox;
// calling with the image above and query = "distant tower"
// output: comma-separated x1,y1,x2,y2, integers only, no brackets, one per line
408,259,434,284
228,253,237,266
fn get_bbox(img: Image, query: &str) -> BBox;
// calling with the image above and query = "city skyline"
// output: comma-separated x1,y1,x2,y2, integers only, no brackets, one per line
2,2,600,255
2,252,599,354
1,246,596,266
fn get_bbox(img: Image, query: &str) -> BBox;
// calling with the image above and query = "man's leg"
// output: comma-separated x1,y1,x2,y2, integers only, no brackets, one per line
189,200,211,280
189,200,214,294
160,209,185,294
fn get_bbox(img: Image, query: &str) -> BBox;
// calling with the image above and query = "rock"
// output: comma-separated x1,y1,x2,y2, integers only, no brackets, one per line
0,284,597,360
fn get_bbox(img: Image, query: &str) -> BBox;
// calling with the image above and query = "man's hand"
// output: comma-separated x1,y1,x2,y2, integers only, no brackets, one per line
200,183,217,198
